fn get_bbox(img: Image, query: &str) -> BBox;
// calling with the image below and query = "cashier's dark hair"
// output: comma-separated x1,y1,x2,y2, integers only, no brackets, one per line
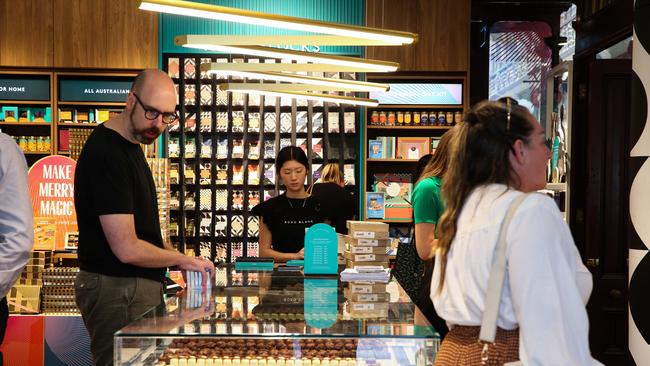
435,99,534,293
276,146,310,173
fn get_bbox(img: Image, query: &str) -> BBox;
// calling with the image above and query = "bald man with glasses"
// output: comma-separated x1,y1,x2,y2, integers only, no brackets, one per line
73,69,214,366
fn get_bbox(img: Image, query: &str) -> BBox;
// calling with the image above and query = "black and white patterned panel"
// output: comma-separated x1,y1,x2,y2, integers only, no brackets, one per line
629,0,650,362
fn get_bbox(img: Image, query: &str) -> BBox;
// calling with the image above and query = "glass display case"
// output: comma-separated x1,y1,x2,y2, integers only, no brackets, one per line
115,266,440,366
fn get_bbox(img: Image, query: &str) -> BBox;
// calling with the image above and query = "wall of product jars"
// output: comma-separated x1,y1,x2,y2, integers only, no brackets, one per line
369,110,463,127
164,54,360,262
12,135,52,153
362,73,468,232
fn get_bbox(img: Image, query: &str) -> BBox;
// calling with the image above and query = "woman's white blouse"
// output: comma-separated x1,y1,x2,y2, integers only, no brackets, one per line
431,184,602,365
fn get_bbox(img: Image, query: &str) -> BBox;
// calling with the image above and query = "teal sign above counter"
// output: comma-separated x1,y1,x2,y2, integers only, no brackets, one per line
304,223,338,275
0,75,50,101
159,0,363,56
59,78,133,103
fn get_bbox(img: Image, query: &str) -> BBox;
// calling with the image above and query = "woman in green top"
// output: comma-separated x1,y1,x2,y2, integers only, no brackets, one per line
411,128,455,337
413,129,455,260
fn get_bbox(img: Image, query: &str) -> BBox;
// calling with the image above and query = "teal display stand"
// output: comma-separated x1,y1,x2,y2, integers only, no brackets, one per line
304,279,338,329
304,223,338,275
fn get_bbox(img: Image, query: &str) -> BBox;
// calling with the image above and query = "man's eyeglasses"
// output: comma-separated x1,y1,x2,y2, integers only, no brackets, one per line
132,93,178,125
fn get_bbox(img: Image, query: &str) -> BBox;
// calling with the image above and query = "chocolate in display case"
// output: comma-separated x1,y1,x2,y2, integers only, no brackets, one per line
164,55,360,263
114,266,439,365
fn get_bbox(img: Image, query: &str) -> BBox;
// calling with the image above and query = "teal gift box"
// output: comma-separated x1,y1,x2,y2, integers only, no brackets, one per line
234,257,274,271
1,106,18,122
44,107,52,123
18,107,33,122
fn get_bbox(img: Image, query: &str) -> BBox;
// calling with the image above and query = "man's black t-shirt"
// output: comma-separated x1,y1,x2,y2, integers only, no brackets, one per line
311,182,356,234
252,194,326,254
74,124,164,282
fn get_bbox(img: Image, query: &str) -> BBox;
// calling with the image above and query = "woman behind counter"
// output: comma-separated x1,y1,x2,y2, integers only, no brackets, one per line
309,162,356,234
253,146,328,262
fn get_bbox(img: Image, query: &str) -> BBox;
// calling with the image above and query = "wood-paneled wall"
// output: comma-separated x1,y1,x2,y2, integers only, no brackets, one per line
366,0,470,72
0,0,54,67
0,0,157,69
53,0,108,68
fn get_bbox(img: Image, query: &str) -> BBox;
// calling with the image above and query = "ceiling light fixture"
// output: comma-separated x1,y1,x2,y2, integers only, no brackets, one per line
219,83,379,107
140,0,416,45
178,44,399,72
201,62,382,73
177,34,401,46
222,83,383,93
204,70,389,92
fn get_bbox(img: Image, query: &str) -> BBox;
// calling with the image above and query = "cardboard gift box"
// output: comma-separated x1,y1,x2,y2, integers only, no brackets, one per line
20,271,42,281
347,220,389,233
344,236,392,247
348,282,387,294
348,230,390,240
346,301,389,318
16,278,43,286
345,259,389,268
8,285,41,313
345,245,388,254
344,290,390,303
23,264,45,273
343,252,390,263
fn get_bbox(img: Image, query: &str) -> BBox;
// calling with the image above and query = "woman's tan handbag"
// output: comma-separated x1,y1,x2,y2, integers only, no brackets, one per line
479,193,530,366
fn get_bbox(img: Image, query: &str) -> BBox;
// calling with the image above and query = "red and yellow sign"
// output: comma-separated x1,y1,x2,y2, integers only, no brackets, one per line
28,155,77,251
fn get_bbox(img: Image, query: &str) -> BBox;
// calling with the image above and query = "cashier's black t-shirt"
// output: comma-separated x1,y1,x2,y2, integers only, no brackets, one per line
74,124,165,282
311,182,356,234
252,194,327,254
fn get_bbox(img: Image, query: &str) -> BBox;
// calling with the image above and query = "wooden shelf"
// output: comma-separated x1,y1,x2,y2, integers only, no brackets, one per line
367,125,452,130
367,158,419,163
367,218,413,224
0,100,51,105
57,101,125,106
0,122,52,126
58,123,100,127
57,151,70,155
22,151,51,155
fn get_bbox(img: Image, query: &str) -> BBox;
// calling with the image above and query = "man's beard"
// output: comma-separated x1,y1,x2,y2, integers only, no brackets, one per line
129,109,161,144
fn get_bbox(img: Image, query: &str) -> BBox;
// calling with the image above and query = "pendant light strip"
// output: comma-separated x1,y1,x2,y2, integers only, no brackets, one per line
179,43,399,72
178,34,402,46
201,62,383,73
204,70,389,92
222,83,382,93
219,83,379,107
140,0,417,45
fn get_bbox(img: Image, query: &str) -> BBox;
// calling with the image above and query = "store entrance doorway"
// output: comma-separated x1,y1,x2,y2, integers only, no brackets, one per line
578,58,632,365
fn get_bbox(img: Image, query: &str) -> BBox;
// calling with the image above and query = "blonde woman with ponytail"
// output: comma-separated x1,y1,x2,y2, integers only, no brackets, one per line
432,100,601,365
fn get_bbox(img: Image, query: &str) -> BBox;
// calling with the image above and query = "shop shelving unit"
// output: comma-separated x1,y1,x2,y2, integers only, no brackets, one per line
0,71,55,165
362,72,468,232
163,54,360,262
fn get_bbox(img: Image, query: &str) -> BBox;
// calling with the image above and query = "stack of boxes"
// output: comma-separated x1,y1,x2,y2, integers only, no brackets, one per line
343,221,391,268
344,281,390,318
42,267,79,314
343,221,392,318
7,251,51,314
